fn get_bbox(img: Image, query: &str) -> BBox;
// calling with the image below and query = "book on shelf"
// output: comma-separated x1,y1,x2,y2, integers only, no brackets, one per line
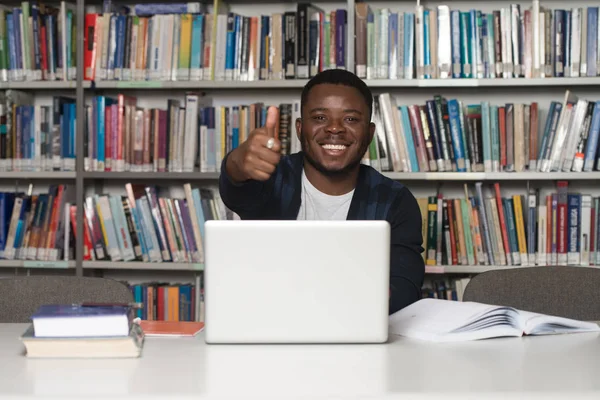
82,1,347,83
4,2,600,83
357,2,599,81
415,180,600,268
84,94,301,173
422,276,472,301
126,281,204,323
0,184,73,262
0,89,76,172
0,1,76,82
389,298,600,343
83,182,237,263
366,89,600,174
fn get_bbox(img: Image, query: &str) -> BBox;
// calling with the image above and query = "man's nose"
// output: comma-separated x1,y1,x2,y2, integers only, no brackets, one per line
325,119,345,133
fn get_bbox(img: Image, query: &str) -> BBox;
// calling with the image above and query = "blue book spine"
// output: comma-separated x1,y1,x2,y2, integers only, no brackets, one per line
96,96,106,169
115,15,126,79
584,102,600,171
399,106,419,172
0,193,7,254
450,10,461,78
504,198,519,265
567,193,581,265
447,99,466,171
67,10,74,78
469,10,478,78
22,106,31,167
13,196,29,254
6,15,15,79
587,8,598,77
135,198,156,261
13,10,22,77
70,102,76,168
134,3,201,16
539,102,563,168
61,103,67,165
225,13,235,80
134,285,142,319
191,188,206,245
31,4,41,74
29,105,35,166
189,14,203,79
459,12,471,78
423,10,430,79
336,10,346,68
232,106,239,149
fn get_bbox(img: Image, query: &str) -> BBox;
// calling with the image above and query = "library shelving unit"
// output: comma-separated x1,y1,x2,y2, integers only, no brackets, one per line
2,0,600,303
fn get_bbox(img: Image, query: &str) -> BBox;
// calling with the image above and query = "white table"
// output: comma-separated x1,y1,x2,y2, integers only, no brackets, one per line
1,323,600,400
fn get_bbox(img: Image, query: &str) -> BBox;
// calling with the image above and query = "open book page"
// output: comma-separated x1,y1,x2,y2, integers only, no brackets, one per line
389,298,523,342
518,310,600,335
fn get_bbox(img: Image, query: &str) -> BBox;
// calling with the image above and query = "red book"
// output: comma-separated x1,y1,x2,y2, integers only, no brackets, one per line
84,14,98,80
494,183,511,264
557,181,569,264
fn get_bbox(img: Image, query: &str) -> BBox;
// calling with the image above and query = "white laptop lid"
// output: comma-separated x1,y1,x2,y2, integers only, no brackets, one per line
204,220,390,344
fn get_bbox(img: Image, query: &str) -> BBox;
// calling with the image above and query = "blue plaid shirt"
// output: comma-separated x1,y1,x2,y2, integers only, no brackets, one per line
219,151,425,314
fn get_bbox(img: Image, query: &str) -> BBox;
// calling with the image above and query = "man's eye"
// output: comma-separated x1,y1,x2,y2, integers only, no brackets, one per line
313,115,326,121
346,117,358,122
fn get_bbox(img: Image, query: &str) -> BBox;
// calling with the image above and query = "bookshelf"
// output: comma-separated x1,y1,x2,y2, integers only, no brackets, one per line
2,0,600,314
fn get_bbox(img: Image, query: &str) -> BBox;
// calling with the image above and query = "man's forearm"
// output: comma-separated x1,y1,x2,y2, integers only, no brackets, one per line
219,152,272,216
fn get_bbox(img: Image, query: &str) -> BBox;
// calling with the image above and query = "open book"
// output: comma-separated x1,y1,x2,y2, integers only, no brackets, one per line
389,298,600,342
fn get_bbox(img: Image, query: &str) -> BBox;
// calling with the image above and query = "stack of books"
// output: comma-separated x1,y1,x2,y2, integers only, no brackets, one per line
20,303,144,358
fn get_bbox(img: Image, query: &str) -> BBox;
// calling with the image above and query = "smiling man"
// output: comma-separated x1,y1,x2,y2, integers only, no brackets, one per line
219,69,425,314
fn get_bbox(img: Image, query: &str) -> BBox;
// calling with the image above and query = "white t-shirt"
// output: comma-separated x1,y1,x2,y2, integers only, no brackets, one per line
296,170,354,220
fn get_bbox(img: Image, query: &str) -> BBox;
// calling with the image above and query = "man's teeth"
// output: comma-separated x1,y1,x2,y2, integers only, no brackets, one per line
322,144,347,150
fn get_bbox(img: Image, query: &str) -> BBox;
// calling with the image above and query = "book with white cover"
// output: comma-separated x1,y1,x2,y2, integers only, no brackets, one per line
390,298,600,343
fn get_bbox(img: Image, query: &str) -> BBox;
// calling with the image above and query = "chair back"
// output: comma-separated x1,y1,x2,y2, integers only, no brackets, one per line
462,266,600,321
0,276,133,323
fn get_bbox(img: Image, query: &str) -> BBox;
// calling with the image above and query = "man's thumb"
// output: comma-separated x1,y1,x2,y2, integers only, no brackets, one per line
265,106,279,138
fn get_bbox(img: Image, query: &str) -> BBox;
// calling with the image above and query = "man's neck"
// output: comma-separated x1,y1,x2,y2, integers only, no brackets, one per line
303,160,359,196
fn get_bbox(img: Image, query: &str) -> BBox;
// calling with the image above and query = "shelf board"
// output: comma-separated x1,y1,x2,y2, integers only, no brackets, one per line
83,171,220,180
0,260,75,269
91,79,309,90
424,265,597,274
388,172,600,181
364,77,600,88
83,261,204,271
82,171,600,181
86,77,600,90
0,171,76,179
0,81,87,90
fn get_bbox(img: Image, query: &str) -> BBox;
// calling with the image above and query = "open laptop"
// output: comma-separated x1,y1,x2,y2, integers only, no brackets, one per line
203,220,390,344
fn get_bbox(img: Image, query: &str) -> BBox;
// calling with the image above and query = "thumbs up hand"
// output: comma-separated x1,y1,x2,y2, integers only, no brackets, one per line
225,106,282,182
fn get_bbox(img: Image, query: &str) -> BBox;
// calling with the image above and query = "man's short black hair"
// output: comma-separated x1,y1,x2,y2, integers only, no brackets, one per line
300,69,373,119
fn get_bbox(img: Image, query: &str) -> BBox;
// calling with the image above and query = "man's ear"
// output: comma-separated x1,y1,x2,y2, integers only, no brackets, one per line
295,117,302,141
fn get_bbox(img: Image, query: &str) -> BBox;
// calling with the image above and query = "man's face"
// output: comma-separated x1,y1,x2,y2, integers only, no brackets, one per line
296,83,375,176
